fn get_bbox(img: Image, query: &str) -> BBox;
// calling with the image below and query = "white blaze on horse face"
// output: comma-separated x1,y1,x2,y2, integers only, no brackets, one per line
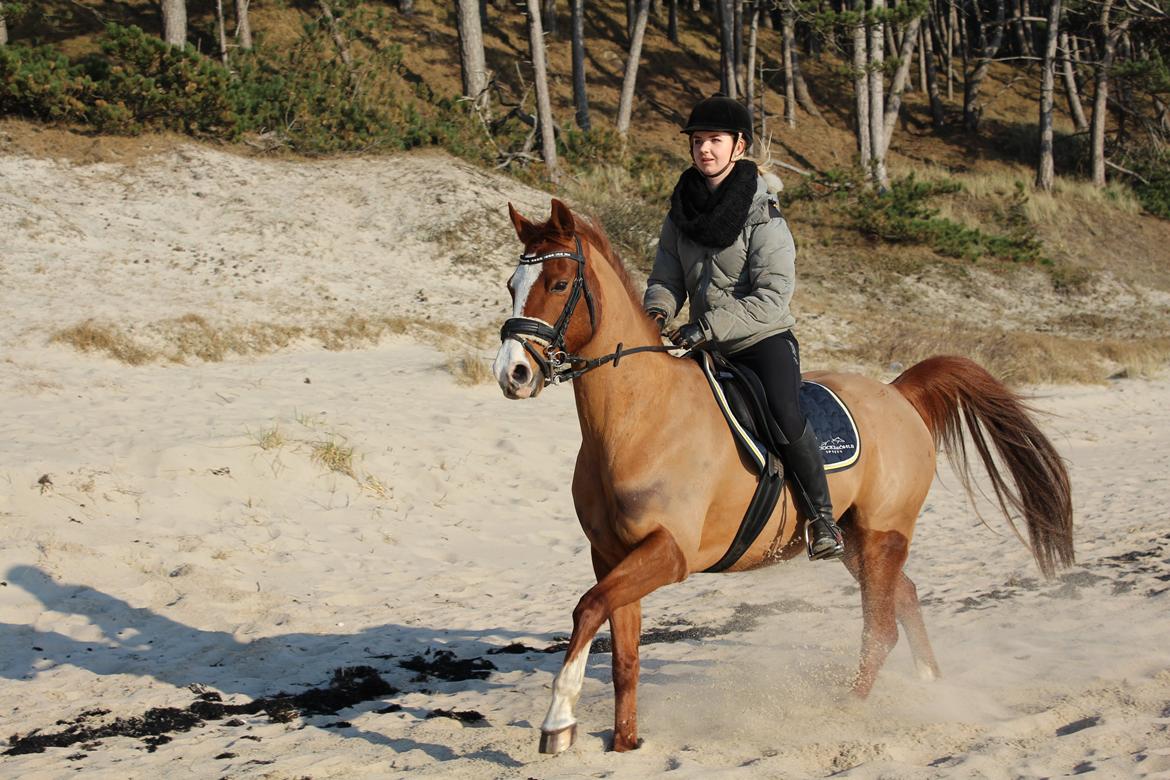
493,262,544,397
541,647,589,733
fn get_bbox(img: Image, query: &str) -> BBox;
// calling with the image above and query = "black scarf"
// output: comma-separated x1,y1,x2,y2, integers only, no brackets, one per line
668,160,759,249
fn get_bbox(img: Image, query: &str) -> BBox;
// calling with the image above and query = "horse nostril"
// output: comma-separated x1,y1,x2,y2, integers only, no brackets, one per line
511,364,531,385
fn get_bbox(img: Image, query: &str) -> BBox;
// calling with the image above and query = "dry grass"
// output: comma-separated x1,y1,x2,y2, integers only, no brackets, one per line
904,162,1143,231
250,424,286,451
362,474,393,499
311,437,355,477
564,165,669,273
48,313,479,365
844,319,1170,385
50,320,155,365
446,350,495,386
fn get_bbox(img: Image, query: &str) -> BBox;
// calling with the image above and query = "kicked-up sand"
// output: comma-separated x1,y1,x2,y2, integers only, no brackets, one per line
1,142,1169,779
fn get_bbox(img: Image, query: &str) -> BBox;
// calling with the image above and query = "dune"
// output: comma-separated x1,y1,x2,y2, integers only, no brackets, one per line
1,144,1168,779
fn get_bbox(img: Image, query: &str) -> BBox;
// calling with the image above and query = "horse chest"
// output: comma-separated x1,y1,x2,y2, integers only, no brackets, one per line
573,472,667,555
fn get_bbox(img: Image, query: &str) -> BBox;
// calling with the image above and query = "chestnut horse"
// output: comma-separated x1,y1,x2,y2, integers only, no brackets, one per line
492,199,1073,754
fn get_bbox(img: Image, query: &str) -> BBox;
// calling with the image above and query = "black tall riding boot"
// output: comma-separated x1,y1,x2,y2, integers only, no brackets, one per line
779,421,845,560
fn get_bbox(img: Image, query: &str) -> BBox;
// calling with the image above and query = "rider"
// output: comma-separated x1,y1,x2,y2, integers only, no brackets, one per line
643,93,845,561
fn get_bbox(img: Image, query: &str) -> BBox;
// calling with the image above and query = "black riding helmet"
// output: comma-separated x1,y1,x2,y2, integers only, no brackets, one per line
681,93,753,147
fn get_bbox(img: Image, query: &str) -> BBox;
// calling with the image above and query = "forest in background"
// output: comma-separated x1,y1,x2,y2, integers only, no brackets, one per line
2,0,1170,383
3,0,1168,224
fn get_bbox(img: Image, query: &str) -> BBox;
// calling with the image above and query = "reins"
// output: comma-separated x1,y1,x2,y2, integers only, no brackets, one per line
499,234,681,387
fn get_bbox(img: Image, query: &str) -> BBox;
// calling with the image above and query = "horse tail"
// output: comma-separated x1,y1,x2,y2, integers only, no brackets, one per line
892,355,1074,578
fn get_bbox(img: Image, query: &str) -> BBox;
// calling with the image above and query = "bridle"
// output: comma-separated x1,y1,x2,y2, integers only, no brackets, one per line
499,234,678,387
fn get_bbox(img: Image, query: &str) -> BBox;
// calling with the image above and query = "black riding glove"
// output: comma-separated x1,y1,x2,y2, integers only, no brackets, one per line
668,322,708,350
646,308,668,333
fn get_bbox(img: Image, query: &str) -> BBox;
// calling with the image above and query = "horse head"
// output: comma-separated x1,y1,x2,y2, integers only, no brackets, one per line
493,199,600,399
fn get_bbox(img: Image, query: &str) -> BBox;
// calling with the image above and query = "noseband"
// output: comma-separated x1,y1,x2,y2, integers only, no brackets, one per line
500,233,679,386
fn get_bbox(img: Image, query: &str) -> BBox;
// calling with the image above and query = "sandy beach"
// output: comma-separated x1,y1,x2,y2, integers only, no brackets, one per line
2,144,1169,779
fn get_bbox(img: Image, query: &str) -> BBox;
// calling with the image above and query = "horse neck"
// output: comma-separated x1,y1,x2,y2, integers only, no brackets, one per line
570,254,696,447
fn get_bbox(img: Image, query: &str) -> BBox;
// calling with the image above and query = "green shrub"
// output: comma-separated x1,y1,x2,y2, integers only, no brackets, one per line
852,176,1044,263
0,44,93,122
82,24,239,136
1125,146,1170,220
0,16,489,157
782,170,1043,263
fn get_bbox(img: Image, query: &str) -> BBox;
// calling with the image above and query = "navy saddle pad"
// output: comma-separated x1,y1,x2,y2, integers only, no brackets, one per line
700,352,860,473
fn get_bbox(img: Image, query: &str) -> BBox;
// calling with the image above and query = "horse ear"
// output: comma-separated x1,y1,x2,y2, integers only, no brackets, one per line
508,203,536,242
550,199,575,235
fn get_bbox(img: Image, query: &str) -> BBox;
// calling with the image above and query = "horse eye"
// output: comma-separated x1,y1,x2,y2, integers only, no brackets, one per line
552,280,570,293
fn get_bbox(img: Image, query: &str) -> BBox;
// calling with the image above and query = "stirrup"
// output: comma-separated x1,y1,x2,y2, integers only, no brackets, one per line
805,518,844,561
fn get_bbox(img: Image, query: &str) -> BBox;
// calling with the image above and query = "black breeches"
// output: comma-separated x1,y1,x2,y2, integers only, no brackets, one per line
726,330,807,443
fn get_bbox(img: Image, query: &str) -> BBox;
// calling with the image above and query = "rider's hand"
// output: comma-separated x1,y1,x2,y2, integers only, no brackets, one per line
646,308,668,333
667,322,708,350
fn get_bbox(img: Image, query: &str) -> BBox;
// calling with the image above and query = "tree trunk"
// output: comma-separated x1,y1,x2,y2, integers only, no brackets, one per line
923,14,945,127
1012,0,1032,58
947,0,957,100
526,0,559,181
1035,0,1061,191
235,0,253,50
400,0,414,15
543,0,558,38
758,54,768,146
1059,31,1087,132
215,0,229,65
1,4,8,46
918,24,927,91
719,0,736,98
853,0,872,166
869,0,889,188
782,2,796,128
668,0,679,43
571,0,591,129
160,0,187,48
457,0,490,112
1090,1,1128,187
617,0,652,136
319,0,355,70
880,15,922,156
964,0,1007,131
791,44,823,118
734,0,745,97
745,0,760,146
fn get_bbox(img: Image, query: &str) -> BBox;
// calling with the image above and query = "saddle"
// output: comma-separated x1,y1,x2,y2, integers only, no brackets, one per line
698,351,860,572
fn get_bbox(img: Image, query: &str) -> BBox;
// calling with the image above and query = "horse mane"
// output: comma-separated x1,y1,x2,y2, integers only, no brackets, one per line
571,213,644,307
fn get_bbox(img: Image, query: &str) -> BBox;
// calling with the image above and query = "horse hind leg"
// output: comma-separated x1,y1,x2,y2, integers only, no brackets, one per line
841,523,910,698
895,572,940,681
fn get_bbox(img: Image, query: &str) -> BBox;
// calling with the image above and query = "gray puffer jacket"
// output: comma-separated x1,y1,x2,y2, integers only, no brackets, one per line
643,176,797,355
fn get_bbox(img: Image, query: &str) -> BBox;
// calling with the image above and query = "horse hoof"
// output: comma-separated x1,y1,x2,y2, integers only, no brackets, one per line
539,723,577,754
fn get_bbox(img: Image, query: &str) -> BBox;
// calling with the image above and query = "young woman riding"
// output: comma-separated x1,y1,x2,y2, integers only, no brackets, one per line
643,93,845,560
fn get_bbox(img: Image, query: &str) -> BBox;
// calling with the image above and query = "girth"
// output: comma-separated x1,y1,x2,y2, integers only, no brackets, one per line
700,352,788,573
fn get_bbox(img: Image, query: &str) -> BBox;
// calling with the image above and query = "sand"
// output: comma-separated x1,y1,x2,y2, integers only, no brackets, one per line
1,143,1169,779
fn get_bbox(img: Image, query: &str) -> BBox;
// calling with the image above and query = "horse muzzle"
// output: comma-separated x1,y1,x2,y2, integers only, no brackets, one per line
493,340,544,399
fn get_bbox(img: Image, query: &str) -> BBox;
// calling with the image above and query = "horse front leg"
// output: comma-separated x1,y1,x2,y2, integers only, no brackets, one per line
539,527,687,754
609,600,642,752
591,549,644,753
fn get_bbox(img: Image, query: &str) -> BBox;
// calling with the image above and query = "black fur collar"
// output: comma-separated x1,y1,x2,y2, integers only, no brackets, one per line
668,160,759,249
